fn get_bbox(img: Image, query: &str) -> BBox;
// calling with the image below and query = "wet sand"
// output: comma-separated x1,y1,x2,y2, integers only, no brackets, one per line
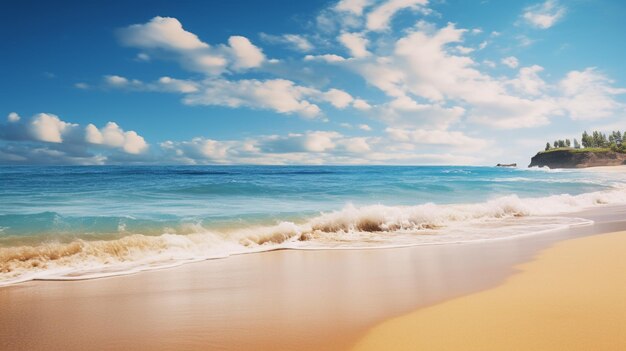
352,230,626,351
1,205,625,351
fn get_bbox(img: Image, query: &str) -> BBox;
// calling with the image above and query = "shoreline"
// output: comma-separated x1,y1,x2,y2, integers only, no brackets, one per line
1,205,626,350
351,230,626,351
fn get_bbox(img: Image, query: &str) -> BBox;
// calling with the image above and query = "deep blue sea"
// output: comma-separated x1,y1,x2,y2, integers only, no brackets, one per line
1,165,624,285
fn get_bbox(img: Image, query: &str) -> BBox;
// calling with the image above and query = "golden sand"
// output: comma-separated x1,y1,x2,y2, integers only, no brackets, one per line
352,231,626,351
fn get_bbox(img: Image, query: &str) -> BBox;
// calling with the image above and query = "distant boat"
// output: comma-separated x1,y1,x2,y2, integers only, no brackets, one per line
496,163,517,167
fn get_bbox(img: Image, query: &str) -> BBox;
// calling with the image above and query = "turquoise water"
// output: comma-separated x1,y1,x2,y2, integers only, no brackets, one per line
1,165,624,285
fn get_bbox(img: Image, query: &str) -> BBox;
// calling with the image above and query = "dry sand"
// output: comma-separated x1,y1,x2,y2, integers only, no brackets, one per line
579,165,626,173
352,231,626,351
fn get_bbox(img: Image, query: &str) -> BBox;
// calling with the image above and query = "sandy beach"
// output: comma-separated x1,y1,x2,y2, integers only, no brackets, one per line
0,205,625,350
352,230,626,351
579,165,626,172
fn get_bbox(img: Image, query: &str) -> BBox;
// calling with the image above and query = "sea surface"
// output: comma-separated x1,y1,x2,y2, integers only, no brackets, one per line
1,165,625,286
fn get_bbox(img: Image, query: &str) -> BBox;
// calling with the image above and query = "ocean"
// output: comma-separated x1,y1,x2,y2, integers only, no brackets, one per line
1,165,625,286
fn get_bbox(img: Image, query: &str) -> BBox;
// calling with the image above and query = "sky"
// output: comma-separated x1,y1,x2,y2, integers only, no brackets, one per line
1,0,625,166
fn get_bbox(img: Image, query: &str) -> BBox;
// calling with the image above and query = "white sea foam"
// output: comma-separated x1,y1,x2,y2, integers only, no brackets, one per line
1,187,625,286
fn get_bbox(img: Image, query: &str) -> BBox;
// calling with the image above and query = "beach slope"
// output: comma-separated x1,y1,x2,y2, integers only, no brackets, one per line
352,231,626,351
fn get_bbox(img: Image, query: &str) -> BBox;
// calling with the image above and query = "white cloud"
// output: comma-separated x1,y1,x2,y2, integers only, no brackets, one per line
501,56,519,68
335,0,373,15
119,17,268,75
455,46,474,54
157,76,199,93
322,88,354,108
304,54,347,63
366,0,429,31
183,78,322,118
85,122,148,154
227,36,266,69
103,75,201,94
118,16,208,51
358,124,372,131
508,65,546,96
339,137,371,153
30,113,77,143
375,96,466,129
558,68,626,120
260,33,313,52
104,75,130,86
74,82,89,89
339,32,370,58
7,112,20,122
353,99,372,110
522,0,566,29
469,96,557,129
0,112,150,165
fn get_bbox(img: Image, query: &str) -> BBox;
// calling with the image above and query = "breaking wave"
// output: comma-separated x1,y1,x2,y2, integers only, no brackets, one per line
1,187,625,286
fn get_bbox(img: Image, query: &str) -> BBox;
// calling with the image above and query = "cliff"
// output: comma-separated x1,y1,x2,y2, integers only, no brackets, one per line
528,149,626,169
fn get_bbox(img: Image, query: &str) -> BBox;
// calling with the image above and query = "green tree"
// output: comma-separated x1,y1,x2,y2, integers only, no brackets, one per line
573,138,581,149
545,142,551,151
565,139,571,147
581,131,591,148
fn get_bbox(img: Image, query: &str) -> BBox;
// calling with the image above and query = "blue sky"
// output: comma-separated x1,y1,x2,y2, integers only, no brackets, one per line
1,0,625,165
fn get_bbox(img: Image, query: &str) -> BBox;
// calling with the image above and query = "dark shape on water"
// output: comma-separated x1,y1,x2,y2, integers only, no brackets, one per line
496,163,517,167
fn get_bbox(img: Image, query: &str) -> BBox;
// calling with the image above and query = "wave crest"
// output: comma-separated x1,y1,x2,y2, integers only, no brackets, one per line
1,188,625,286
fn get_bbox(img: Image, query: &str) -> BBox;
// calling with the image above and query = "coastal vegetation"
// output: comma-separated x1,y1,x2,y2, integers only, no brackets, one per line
542,130,625,154
530,130,626,168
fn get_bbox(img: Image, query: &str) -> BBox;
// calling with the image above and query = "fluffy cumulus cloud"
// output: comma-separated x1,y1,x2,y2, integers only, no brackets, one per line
29,113,78,143
0,113,149,164
85,122,148,154
522,0,566,29
119,16,208,51
118,16,265,75
7,112,20,122
227,36,266,69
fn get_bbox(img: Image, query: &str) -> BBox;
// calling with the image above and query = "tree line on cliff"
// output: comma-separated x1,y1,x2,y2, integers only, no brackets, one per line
544,130,625,152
